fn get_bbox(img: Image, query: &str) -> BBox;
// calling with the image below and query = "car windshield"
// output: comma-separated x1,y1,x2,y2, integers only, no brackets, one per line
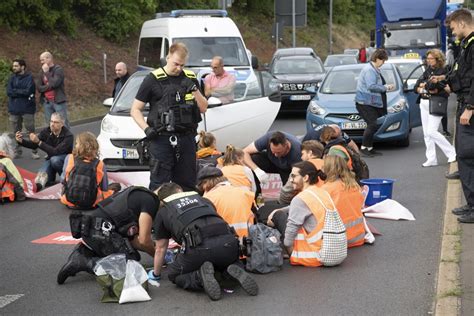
391,62,424,80
175,37,249,67
385,28,439,48
324,56,358,67
320,67,397,94
273,58,324,74
112,74,149,113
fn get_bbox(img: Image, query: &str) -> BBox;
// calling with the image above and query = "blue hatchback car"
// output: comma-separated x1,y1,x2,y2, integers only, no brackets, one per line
305,63,421,146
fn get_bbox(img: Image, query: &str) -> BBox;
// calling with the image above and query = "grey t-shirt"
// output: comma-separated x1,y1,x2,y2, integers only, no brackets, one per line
284,196,318,248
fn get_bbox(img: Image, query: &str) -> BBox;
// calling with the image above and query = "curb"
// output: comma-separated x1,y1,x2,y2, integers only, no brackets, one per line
435,162,462,315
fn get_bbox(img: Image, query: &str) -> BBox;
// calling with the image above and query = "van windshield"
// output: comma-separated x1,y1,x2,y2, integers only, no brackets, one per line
175,37,250,67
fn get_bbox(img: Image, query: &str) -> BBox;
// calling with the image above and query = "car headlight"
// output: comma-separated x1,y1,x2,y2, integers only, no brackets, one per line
101,116,119,134
269,80,281,91
387,98,406,113
308,100,326,115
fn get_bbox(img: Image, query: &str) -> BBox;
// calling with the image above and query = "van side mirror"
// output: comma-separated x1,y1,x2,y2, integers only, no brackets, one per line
252,56,259,69
103,98,113,108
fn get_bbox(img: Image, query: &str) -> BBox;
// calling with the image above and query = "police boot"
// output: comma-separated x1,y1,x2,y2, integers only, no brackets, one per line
57,244,97,285
199,261,222,301
226,264,258,296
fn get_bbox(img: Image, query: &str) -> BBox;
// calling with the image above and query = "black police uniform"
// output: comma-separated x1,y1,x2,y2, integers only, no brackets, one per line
154,191,239,290
57,186,159,284
135,67,202,191
447,32,474,215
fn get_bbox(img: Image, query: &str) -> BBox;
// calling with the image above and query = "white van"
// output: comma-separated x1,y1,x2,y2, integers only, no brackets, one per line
137,9,260,100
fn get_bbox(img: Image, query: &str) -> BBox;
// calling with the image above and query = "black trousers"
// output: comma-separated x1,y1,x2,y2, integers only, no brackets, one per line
255,201,289,242
356,103,384,148
455,102,474,209
168,233,239,291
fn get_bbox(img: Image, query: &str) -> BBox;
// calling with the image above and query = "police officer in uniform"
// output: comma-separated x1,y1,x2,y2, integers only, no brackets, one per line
131,42,208,191
150,182,258,301
57,186,159,284
443,9,474,223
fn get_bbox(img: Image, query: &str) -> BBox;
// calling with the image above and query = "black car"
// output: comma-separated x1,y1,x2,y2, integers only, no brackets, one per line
268,48,325,112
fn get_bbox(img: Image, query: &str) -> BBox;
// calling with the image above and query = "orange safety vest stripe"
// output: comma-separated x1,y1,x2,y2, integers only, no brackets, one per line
322,180,365,248
60,154,113,207
204,183,254,238
290,186,331,267
0,169,15,202
308,158,325,187
221,165,252,190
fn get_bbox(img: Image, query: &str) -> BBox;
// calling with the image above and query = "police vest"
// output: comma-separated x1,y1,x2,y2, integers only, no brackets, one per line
450,35,474,94
97,186,158,230
147,68,201,133
162,191,220,243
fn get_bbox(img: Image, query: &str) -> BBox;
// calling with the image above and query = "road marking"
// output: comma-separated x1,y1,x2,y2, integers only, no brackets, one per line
0,294,24,308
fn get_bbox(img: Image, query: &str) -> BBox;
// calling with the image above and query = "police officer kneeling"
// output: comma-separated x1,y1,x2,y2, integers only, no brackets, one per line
57,186,159,284
150,182,258,301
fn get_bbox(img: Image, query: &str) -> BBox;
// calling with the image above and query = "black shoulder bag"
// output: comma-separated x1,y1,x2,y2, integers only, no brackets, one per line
429,95,448,116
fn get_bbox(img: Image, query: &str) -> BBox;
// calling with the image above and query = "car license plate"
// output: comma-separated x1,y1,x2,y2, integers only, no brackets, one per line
122,148,139,159
342,121,367,129
290,95,311,101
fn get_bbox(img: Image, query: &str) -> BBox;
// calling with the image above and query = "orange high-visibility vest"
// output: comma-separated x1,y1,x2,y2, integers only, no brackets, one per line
221,164,252,191
308,158,325,187
328,145,353,170
0,168,15,202
204,182,254,238
290,186,333,267
60,154,114,208
322,180,365,248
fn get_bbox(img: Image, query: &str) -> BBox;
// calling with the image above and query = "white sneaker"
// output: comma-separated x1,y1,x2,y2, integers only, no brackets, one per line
448,156,456,163
422,161,438,167
31,152,41,160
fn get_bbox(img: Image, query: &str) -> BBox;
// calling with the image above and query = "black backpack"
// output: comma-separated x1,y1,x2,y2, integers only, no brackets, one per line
64,158,100,209
344,145,370,183
196,154,221,174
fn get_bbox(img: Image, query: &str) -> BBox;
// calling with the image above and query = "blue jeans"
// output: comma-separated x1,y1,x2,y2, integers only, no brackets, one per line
39,154,67,184
44,100,69,129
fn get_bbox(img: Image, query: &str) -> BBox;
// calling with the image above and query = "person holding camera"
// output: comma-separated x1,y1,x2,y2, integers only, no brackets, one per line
414,49,456,167
131,43,208,191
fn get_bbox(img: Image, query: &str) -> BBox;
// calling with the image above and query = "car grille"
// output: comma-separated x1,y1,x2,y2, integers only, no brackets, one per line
110,139,140,149
103,158,150,171
344,129,365,137
281,82,317,91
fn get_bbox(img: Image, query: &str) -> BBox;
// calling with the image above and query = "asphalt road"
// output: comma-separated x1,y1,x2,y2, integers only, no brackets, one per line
0,109,453,315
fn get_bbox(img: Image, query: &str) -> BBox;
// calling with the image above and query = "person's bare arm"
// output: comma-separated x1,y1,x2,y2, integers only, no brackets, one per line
243,142,259,170
153,238,169,277
193,90,208,113
130,99,148,130
130,212,155,257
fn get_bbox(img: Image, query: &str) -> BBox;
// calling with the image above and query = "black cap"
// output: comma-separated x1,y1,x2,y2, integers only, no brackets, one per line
197,166,223,182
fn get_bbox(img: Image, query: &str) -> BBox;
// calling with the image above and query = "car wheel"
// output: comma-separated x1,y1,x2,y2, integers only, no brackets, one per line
396,135,410,147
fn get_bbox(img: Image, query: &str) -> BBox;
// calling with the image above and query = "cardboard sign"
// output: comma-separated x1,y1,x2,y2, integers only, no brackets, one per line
31,232,81,245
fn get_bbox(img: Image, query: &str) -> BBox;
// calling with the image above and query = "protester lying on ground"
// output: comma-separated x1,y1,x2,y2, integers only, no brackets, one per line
57,185,160,285
0,133,25,202
279,140,326,205
196,130,223,172
303,123,359,154
15,112,73,191
197,166,255,240
221,144,256,193
151,182,258,301
322,155,366,248
60,132,120,209
268,161,347,267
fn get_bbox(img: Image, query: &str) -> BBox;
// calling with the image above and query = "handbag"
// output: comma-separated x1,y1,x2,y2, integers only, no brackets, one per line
429,95,448,116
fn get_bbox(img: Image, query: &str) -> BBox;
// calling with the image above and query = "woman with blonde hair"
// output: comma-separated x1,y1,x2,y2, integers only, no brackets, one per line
0,133,25,202
60,132,119,209
414,48,456,167
322,155,366,248
221,144,256,192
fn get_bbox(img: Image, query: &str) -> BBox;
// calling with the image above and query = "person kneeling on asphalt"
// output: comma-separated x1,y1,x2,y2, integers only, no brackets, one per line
57,186,160,284
151,182,258,301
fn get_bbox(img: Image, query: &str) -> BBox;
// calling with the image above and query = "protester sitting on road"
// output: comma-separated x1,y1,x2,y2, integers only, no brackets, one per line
322,155,366,248
204,56,236,104
243,131,302,192
221,144,256,192
60,132,120,209
196,130,223,173
303,124,359,154
279,140,325,205
151,182,258,301
57,185,160,285
197,166,255,239
0,133,25,202
15,112,73,191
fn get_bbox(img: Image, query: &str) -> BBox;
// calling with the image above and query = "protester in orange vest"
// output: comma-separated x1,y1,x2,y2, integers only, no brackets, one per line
0,133,25,202
60,132,119,209
196,131,223,172
322,155,366,248
221,144,256,192
197,166,254,239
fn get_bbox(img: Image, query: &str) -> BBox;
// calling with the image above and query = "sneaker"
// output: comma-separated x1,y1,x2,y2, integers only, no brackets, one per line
226,264,258,296
31,152,41,160
57,244,95,285
369,149,383,156
442,131,452,137
35,183,43,192
458,212,474,223
446,171,460,180
360,148,374,158
452,205,472,216
199,262,221,301
422,161,438,167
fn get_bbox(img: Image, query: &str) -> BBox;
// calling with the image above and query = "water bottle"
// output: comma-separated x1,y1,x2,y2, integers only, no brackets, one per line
256,193,265,208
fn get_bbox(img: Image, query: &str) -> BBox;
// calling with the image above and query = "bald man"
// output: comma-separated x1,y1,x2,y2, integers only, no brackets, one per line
112,62,130,98
204,56,236,104
37,51,69,128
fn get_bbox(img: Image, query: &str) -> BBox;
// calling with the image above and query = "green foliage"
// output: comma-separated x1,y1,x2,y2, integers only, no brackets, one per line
0,57,11,109
157,0,217,11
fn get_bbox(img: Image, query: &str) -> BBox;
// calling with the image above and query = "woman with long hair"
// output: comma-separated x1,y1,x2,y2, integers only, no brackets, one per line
221,144,256,192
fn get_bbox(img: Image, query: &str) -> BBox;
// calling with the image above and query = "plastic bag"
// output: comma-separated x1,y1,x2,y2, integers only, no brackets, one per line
94,253,127,279
119,260,151,304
